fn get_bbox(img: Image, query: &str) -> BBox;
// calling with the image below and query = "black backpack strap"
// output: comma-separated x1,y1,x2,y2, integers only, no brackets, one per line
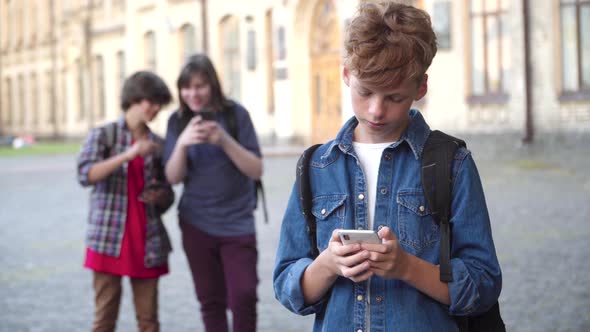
421,130,466,283
256,179,269,224
101,122,118,159
296,144,322,257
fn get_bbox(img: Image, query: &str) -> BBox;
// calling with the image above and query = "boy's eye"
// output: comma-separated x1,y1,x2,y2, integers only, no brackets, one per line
358,90,371,97
388,96,406,103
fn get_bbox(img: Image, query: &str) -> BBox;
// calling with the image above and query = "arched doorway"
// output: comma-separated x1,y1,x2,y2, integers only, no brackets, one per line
309,0,342,144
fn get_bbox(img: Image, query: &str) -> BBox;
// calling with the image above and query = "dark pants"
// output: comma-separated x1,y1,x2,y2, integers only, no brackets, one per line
181,222,258,332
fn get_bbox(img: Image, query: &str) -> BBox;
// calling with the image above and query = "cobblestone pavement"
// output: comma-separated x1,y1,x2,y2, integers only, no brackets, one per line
1,136,589,332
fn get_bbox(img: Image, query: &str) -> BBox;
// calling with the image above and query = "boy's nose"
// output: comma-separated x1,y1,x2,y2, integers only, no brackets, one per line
368,97,385,118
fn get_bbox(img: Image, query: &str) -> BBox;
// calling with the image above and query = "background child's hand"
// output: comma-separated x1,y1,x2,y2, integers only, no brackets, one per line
177,116,207,147
138,186,169,206
318,229,374,283
126,139,160,160
201,121,228,146
360,226,410,280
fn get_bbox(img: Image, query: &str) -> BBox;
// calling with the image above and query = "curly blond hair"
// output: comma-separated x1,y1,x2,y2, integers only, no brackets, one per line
344,1,437,88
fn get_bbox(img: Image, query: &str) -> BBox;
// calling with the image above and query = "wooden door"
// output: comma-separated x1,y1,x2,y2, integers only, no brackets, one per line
310,0,342,144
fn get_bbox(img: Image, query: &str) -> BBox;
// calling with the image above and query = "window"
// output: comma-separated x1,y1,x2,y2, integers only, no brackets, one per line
15,0,22,48
144,31,156,71
276,26,286,61
77,58,85,120
220,16,241,100
559,0,590,98
247,29,257,70
94,55,105,119
61,69,68,123
180,24,197,63
1,0,10,51
31,73,38,125
29,0,38,45
3,78,12,125
468,0,510,103
117,50,126,103
18,74,25,126
46,70,54,123
433,1,452,50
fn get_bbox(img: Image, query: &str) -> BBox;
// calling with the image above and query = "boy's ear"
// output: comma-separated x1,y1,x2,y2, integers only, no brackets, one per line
415,74,428,100
342,66,351,87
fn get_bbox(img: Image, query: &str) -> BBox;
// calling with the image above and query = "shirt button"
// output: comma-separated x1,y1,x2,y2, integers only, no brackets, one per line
380,188,387,195
357,329,363,332
321,208,326,215
419,205,425,212
357,295,363,301
358,194,365,200
375,296,383,302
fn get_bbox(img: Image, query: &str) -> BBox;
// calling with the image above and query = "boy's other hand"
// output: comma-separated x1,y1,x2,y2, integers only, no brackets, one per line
126,139,161,160
319,229,374,283
138,186,169,206
360,226,410,280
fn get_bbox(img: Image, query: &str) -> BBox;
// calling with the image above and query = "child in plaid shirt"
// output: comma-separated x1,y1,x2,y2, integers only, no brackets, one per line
77,71,174,332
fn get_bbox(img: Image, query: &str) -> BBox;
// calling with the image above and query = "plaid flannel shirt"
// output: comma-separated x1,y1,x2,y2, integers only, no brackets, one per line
77,117,173,268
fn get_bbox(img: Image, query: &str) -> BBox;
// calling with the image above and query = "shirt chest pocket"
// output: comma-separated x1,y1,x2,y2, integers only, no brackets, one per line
396,189,439,254
312,194,346,251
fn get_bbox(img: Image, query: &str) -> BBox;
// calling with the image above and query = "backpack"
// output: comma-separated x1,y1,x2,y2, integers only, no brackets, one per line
296,130,505,332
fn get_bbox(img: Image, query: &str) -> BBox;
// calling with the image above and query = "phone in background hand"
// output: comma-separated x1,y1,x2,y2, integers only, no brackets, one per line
338,230,381,245
139,182,168,200
177,106,215,133
198,109,216,121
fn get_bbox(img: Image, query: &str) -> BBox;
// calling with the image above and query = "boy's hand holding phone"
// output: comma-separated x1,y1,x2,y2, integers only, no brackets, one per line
358,226,411,281
178,112,225,147
315,229,375,283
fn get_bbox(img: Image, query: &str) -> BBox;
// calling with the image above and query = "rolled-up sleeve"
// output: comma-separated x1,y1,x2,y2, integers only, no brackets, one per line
273,183,328,316
77,127,106,187
447,153,502,316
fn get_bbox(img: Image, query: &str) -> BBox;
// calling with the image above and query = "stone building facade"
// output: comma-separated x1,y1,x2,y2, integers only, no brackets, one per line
0,0,588,143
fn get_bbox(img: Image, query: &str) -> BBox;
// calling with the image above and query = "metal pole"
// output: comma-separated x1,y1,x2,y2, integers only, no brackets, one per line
200,0,209,54
84,0,94,131
50,0,58,138
522,0,534,144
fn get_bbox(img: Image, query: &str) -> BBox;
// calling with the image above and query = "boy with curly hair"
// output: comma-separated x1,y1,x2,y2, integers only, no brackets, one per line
273,2,502,331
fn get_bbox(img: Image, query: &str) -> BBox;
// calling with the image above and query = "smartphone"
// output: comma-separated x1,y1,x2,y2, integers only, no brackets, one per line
198,110,216,121
338,230,381,245
140,182,168,197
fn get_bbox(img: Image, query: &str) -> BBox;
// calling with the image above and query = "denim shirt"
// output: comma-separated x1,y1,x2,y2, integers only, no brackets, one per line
273,110,502,332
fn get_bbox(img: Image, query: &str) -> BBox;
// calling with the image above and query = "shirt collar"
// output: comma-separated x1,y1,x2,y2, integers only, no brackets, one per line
116,115,156,140
329,109,430,160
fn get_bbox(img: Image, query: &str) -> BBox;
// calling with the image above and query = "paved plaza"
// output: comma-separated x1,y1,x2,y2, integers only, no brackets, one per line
1,135,589,331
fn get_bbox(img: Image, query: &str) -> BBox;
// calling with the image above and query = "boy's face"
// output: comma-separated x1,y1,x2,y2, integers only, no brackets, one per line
343,67,427,144
138,100,162,122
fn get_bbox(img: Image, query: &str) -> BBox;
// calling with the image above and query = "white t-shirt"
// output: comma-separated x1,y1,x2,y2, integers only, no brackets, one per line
352,141,395,230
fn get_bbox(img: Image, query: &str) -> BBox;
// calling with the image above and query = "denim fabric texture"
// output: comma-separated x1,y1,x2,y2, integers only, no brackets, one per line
273,110,502,332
